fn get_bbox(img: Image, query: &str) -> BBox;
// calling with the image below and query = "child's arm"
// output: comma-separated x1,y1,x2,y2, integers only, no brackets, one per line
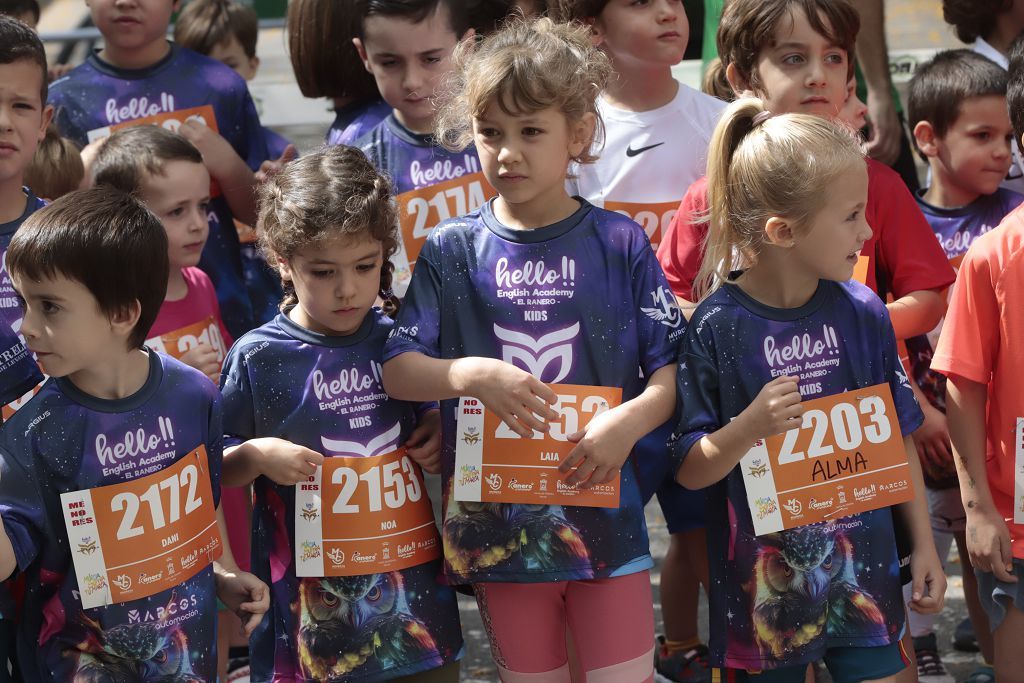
558,364,675,487
676,375,802,490
404,409,441,474
179,120,258,226
898,434,948,612
946,374,1017,582
0,526,16,583
885,289,945,340
213,505,269,636
222,439,324,488
382,353,559,438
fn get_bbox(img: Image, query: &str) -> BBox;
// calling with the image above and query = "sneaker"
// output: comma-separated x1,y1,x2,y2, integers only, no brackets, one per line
654,636,711,683
964,665,995,683
912,633,955,683
953,616,980,653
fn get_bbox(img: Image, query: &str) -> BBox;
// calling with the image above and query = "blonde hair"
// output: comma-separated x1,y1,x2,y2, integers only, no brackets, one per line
435,16,611,164
24,125,83,200
257,145,400,313
694,98,865,300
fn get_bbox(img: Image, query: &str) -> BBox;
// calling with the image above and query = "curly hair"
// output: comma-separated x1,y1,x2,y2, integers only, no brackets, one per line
256,145,400,313
434,16,611,165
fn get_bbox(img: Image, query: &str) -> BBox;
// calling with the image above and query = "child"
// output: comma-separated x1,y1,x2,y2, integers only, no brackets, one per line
288,0,390,146
24,125,83,200
384,18,680,681
905,48,1021,682
353,0,484,296
930,35,1024,683
47,0,270,339
0,0,37,28
220,145,464,682
672,98,946,680
0,187,269,682
551,1,723,678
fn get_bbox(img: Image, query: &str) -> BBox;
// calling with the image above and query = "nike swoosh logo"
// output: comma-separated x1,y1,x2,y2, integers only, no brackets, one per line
626,142,665,157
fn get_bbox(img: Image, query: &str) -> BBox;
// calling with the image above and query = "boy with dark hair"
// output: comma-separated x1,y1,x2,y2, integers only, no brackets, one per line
0,0,39,28
0,187,269,683
930,32,1024,683
353,0,485,296
904,47,1019,683
47,0,271,339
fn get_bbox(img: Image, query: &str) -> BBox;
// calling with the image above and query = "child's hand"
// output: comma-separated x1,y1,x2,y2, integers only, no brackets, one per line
912,403,955,482
908,546,947,614
249,437,324,486
405,409,441,474
462,358,559,438
179,119,243,180
178,343,221,384
559,407,633,488
966,505,1017,583
214,564,270,637
739,375,803,441
256,144,298,185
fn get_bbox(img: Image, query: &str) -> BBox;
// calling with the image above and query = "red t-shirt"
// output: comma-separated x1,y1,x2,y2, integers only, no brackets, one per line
146,266,233,367
655,158,956,300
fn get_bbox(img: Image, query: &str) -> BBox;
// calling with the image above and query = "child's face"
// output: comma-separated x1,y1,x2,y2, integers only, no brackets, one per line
12,271,133,379
279,235,383,336
138,160,211,272
592,0,688,69
473,103,594,220
0,59,50,186
209,35,259,81
354,5,468,133
923,96,1014,202
787,161,872,282
86,0,176,57
737,6,848,118
838,80,867,130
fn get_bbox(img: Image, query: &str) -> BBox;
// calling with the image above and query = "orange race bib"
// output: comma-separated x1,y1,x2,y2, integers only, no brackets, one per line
740,383,913,535
86,105,219,142
294,449,440,577
2,380,42,421
603,200,679,249
394,173,496,279
61,446,222,609
146,317,227,369
852,254,870,285
454,384,623,508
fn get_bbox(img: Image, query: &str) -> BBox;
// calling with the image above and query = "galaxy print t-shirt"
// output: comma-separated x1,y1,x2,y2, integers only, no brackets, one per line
326,99,390,147
221,310,463,683
48,44,270,338
383,199,683,584
0,352,222,682
671,280,923,671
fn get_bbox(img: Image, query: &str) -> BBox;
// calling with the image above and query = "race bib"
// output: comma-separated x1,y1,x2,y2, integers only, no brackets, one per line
604,200,678,249
61,446,222,609
1014,418,1024,524
86,105,218,142
146,317,227,369
2,381,42,421
740,383,913,535
852,254,870,285
454,384,622,508
394,173,496,284
294,449,440,577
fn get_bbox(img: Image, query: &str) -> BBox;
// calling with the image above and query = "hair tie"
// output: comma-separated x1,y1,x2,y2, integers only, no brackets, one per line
752,110,774,127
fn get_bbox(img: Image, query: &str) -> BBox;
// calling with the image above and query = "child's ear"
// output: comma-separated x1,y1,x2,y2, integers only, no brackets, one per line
277,256,293,283
588,16,606,48
352,37,371,72
724,63,753,99
110,300,142,339
764,216,796,248
460,27,476,44
569,112,597,159
38,105,53,141
249,55,261,79
912,120,939,158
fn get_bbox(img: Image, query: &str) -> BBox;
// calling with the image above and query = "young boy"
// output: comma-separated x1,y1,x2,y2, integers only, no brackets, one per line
47,0,270,339
0,187,268,682
550,2,722,679
0,15,49,412
353,0,484,297
905,48,1022,683
931,34,1024,683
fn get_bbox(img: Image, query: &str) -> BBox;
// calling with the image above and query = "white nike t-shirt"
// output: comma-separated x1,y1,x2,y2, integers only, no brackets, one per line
571,81,725,248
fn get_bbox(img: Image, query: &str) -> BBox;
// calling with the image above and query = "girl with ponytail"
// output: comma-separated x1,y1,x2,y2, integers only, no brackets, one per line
673,98,947,681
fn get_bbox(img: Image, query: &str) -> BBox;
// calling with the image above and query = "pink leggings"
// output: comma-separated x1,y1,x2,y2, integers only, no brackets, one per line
474,570,655,682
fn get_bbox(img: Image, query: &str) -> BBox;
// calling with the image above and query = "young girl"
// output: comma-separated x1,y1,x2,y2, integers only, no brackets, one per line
382,18,679,682
672,99,947,681
219,146,463,682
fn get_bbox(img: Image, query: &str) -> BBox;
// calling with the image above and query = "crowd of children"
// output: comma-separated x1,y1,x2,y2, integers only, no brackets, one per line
0,0,1023,681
